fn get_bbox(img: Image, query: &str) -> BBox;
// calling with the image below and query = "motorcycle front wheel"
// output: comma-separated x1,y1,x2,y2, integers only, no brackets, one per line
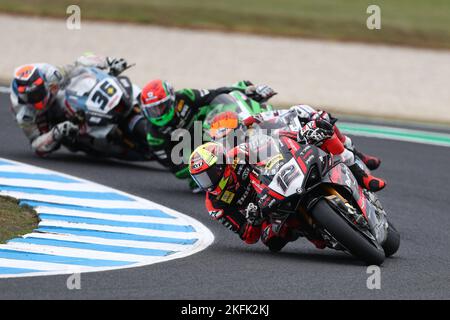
311,199,386,265
382,221,400,257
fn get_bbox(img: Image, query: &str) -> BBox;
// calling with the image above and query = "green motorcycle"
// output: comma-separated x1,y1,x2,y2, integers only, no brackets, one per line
202,90,273,141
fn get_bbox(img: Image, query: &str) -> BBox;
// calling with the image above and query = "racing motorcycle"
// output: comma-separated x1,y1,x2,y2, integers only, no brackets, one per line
62,67,154,161
248,133,400,265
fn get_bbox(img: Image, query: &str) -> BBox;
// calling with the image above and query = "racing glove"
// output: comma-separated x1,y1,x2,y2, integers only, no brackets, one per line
52,121,79,141
107,57,128,76
245,84,277,102
311,110,338,125
298,119,334,145
31,121,78,156
245,203,263,226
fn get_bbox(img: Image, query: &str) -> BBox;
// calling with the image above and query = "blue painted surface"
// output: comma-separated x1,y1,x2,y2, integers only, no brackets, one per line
0,185,134,201
0,267,41,275
39,213,195,232
19,200,174,219
0,172,77,183
9,238,173,256
0,249,133,267
36,227,198,245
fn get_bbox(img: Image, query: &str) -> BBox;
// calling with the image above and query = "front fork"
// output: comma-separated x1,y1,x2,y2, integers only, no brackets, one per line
314,185,387,245
291,186,371,250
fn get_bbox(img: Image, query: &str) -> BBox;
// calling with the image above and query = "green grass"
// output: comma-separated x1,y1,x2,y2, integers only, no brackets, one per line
0,196,39,243
1,0,450,49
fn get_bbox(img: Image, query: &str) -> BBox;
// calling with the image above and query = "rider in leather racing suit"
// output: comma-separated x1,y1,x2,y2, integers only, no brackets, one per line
9,53,144,157
242,104,385,192
189,140,327,253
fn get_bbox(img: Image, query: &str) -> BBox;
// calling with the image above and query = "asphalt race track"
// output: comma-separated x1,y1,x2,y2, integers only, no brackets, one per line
0,92,449,299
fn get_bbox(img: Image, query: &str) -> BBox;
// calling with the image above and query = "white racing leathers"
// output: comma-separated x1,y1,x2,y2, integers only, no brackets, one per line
9,55,137,156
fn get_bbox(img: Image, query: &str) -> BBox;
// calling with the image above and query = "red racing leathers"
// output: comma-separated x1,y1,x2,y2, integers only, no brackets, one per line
205,152,262,244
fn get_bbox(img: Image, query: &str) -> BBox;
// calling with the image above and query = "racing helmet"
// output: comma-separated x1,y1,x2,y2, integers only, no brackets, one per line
12,65,51,111
140,79,176,126
209,111,240,140
189,142,228,192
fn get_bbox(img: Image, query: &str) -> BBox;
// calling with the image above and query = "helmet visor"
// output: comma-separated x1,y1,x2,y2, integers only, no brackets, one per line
143,96,174,119
18,83,48,104
192,164,225,191
209,111,239,139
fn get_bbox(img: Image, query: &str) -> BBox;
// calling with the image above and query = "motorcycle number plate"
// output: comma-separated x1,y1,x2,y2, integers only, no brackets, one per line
86,79,123,114
268,158,305,197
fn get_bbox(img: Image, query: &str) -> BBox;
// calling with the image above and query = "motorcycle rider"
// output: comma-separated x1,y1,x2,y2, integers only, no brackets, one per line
189,140,326,252
139,79,276,190
242,104,385,192
10,53,142,157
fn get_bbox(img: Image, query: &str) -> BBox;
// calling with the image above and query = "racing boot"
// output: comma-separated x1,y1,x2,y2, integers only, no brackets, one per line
261,224,289,253
349,163,386,192
265,237,289,253
354,149,381,170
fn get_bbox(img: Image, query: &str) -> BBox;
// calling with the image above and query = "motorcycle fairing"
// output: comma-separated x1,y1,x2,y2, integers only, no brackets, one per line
229,90,273,116
252,135,326,212
322,162,371,219
267,157,306,197
203,90,273,134
65,67,129,118
315,160,388,243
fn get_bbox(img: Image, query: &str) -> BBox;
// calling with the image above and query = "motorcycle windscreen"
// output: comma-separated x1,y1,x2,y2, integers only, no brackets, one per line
246,134,282,164
204,94,243,127
65,69,123,114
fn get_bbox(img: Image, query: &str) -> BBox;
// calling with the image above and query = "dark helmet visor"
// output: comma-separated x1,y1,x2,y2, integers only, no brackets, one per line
143,97,174,119
192,164,225,191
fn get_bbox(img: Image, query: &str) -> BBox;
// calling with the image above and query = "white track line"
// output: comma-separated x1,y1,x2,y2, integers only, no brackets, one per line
21,232,192,251
0,258,100,272
0,165,54,173
0,179,101,192
0,191,143,208
32,206,190,225
38,220,198,239
0,243,162,263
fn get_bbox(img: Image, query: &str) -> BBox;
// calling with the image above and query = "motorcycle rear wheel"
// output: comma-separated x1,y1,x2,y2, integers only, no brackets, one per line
311,199,386,265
